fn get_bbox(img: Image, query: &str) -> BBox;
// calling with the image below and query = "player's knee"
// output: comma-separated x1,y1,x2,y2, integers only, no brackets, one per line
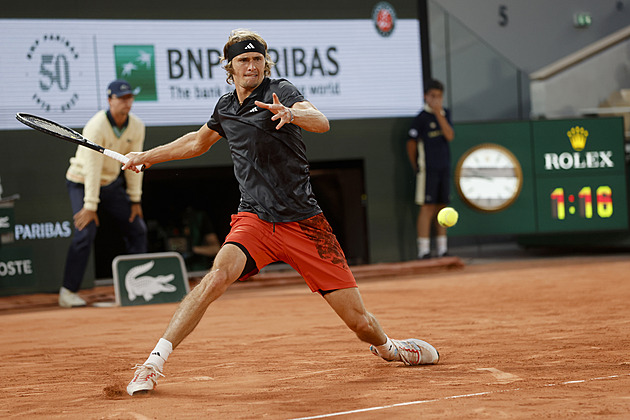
199,268,232,293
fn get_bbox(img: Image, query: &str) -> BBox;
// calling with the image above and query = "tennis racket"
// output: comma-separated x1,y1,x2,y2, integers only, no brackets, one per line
15,112,144,171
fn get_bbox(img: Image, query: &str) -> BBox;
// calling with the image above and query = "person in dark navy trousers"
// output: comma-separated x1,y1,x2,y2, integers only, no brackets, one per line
60,79,147,308
406,79,455,259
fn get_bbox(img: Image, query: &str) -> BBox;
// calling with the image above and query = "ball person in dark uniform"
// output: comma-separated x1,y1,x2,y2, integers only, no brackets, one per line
406,79,455,259
124,29,439,396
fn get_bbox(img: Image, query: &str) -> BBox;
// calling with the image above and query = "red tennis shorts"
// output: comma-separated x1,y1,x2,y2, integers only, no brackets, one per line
224,212,357,293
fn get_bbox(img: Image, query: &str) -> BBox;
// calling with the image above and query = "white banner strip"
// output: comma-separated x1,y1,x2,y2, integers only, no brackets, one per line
1,19,424,129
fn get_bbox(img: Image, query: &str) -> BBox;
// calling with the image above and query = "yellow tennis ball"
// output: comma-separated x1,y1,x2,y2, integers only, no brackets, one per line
437,207,459,227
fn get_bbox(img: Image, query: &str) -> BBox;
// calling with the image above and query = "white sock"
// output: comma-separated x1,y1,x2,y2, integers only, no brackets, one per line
144,338,173,372
437,235,448,256
373,336,398,360
417,237,430,257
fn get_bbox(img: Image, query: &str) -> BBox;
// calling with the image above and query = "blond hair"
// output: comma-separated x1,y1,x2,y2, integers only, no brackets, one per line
222,29,275,85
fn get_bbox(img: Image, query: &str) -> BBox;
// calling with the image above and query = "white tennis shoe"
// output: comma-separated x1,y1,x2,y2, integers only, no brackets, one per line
370,338,439,365
58,287,87,308
127,364,164,396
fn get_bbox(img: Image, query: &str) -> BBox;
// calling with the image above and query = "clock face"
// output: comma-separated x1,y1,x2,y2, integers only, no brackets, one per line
455,143,523,212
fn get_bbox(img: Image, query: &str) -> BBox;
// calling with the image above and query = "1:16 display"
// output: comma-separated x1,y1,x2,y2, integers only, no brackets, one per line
550,186,613,220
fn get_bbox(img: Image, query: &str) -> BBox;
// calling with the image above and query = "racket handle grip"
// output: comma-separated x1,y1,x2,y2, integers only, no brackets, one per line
103,149,145,172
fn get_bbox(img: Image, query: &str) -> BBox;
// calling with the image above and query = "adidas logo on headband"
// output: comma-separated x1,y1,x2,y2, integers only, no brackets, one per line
227,40,266,61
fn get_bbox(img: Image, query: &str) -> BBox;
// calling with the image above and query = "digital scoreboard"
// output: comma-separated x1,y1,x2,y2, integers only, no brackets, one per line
449,117,628,236
532,118,628,233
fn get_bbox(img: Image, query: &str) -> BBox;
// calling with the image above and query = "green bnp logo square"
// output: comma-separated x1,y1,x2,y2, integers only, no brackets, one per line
113,252,190,306
114,45,157,101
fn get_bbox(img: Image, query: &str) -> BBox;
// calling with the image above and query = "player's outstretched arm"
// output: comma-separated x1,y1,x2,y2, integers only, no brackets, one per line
291,100,330,133
255,93,330,133
123,125,221,172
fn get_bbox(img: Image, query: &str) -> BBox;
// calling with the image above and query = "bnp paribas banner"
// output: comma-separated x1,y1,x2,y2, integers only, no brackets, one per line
0,17,424,129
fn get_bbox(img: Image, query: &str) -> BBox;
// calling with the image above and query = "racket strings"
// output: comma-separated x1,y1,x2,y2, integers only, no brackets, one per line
21,115,83,140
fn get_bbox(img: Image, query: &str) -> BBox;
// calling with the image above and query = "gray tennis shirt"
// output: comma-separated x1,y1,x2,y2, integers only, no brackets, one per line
207,78,322,223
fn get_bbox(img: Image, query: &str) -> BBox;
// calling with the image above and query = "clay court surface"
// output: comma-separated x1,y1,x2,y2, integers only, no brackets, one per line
1,252,629,419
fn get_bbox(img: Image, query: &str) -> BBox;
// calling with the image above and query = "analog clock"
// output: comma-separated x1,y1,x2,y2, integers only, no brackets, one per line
454,143,523,212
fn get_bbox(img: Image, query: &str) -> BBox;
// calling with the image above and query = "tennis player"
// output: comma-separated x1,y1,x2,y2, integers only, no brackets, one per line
123,29,439,396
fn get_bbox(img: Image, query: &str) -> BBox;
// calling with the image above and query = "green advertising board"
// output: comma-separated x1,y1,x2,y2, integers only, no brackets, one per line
448,117,628,236
0,246,37,294
0,206,15,237
113,252,190,306
531,118,628,233
448,121,537,236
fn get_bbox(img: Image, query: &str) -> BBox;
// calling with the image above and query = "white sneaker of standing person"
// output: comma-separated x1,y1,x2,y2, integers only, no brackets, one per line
370,338,439,365
58,287,87,308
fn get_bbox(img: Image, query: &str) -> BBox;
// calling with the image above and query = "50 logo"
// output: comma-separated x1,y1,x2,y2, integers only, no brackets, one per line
26,34,80,112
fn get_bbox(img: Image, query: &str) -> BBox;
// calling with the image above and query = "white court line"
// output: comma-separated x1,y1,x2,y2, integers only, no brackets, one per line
278,368,346,382
289,373,630,420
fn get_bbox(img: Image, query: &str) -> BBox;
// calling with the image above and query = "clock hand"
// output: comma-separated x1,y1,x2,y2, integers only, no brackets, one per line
466,170,493,180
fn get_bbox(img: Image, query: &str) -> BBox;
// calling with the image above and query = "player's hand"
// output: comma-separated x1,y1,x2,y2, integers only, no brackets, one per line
74,208,99,231
123,152,150,173
129,203,144,223
255,93,294,130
